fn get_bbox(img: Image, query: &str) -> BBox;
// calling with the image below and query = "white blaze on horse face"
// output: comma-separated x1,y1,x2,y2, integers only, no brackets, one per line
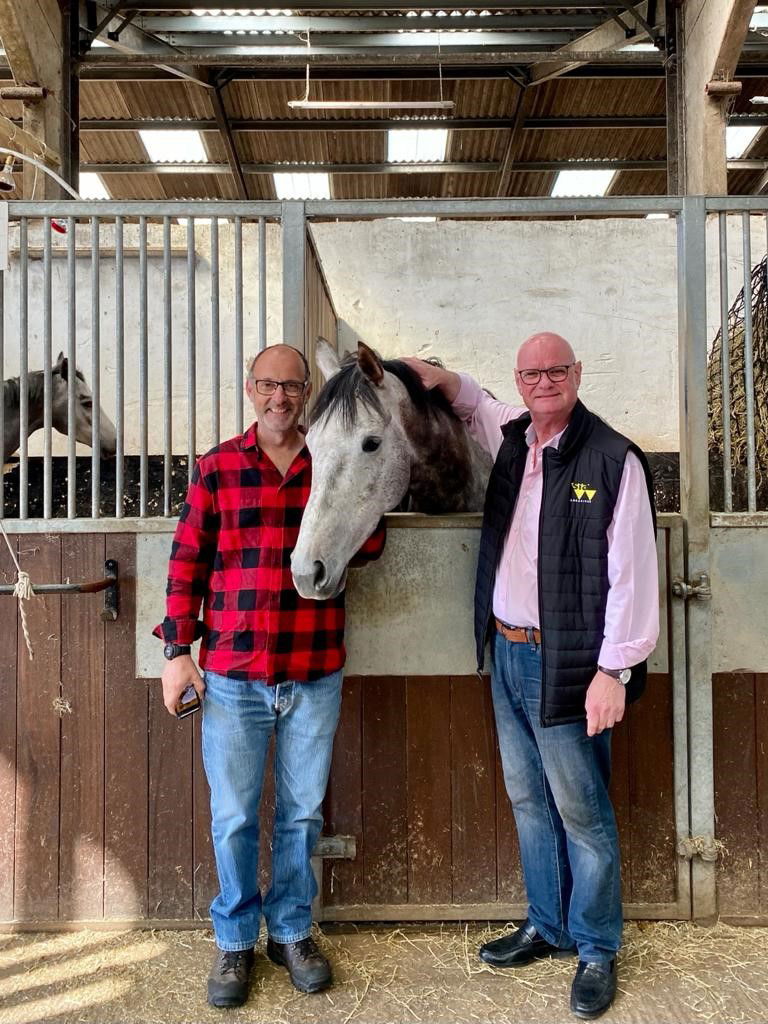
292,375,413,600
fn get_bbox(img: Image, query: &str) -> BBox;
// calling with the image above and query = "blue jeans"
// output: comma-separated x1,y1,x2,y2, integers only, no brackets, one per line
201,669,343,951
491,632,622,963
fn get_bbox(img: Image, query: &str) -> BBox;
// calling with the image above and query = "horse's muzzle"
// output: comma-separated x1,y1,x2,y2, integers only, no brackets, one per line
291,560,345,601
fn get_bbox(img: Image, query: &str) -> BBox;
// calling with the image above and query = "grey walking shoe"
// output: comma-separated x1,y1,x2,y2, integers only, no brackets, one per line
267,936,332,993
207,947,255,1008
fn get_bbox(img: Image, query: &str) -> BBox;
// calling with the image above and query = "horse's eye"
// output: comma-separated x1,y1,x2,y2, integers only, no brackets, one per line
362,436,381,453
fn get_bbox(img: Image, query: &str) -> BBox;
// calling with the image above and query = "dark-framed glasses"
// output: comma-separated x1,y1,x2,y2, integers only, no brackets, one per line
252,378,308,397
517,363,575,386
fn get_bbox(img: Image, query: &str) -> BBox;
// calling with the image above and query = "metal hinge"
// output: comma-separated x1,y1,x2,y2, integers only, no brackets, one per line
677,834,724,862
671,571,711,601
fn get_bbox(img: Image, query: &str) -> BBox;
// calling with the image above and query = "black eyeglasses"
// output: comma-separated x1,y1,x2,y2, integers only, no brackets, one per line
252,378,308,397
517,363,575,386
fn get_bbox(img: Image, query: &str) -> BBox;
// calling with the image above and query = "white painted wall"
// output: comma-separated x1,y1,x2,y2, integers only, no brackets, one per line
311,215,766,453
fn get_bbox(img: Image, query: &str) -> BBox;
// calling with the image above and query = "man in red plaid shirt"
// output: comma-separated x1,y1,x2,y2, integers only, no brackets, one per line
157,344,385,1009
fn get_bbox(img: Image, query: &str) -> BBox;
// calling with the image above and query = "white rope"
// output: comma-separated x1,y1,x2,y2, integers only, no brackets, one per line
0,519,35,660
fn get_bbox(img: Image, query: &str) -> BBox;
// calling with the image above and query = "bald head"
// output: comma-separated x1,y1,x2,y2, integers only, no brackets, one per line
248,344,309,381
516,332,576,370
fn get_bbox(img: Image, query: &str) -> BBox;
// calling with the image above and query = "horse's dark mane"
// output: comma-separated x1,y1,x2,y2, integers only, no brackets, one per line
3,365,86,408
311,351,457,429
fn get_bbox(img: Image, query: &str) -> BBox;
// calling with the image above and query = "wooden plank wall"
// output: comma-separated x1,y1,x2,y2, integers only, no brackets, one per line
713,673,768,922
1,532,690,926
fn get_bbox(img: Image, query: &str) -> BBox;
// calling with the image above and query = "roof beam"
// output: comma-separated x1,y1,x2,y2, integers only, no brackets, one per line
143,32,580,50
77,116,518,130
83,1,212,87
210,81,249,199
139,15,605,33
83,160,501,174
122,1,629,10
530,1,654,85
77,49,664,68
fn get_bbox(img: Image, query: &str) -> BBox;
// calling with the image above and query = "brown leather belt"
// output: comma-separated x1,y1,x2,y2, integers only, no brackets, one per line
495,618,542,644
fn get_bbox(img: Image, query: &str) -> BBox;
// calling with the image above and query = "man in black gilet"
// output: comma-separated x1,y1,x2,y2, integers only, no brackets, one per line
404,333,658,1020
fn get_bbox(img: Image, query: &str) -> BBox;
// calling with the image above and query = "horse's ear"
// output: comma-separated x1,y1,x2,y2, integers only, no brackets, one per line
357,341,384,386
54,351,68,380
314,337,342,382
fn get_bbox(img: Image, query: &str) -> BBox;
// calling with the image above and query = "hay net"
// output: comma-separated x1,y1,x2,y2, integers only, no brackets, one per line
708,253,768,509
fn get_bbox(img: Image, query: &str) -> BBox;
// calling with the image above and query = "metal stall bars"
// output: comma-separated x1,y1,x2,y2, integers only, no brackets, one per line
0,201,278,523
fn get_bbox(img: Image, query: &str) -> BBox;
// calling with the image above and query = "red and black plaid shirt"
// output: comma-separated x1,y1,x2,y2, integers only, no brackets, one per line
154,422,386,684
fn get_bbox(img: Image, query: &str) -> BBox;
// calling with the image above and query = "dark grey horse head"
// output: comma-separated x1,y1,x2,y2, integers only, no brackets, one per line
51,351,117,457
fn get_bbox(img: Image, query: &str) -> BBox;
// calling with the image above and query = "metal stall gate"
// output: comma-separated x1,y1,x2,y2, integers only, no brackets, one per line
0,195,745,927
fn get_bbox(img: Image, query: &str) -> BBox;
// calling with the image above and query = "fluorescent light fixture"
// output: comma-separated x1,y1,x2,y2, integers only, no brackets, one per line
750,96,768,105
646,213,670,220
551,169,615,197
273,172,331,199
388,128,448,163
288,99,453,110
78,172,110,200
140,129,207,163
726,125,762,158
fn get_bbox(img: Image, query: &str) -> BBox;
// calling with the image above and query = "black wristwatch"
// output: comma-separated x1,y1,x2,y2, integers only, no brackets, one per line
164,642,191,661
598,665,632,686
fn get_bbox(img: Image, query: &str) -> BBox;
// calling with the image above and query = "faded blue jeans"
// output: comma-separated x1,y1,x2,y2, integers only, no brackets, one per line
201,669,343,951
491,632,622,963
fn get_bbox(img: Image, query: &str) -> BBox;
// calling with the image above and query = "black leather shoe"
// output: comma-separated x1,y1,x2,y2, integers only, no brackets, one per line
478,920,575,968
570,959,617,1020
207,947,255,1008
267,936,332,993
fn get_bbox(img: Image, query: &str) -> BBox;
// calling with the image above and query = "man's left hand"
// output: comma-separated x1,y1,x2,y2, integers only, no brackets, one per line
584,671,626,737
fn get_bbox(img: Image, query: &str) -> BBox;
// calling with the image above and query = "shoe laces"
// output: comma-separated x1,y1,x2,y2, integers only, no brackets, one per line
219,950,250,976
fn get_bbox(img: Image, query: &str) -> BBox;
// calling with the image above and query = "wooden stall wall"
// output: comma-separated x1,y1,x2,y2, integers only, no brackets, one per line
0,532,691,928
713,673,768,923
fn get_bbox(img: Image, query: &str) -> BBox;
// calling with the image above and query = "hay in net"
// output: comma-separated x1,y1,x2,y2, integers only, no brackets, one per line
708,254,768,509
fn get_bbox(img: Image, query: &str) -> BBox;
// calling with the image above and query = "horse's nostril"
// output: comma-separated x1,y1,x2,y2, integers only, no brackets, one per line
312,561,326,589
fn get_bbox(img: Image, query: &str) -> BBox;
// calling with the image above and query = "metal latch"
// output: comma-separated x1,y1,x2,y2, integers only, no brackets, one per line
671,571,711,601
0,558,119,621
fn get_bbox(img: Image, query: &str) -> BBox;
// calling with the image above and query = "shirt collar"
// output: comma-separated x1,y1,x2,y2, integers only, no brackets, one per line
240,422,260,452
525,420,569,451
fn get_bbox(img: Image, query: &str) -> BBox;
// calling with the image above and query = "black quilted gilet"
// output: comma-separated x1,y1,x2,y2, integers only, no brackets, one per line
474,399,656,727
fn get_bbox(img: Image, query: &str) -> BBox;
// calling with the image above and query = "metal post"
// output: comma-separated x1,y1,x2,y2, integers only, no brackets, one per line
67,216,76,518
139,214,148,518
717,214,732,512
282,201,306,355
187,217,196,481
43,217,53,519
91,215,101,518
163,215,172,517
211,217,220,446
234,215,243,435
741,212,757,512
258,216,267,353
19,217,28,520
676,197,716,921
115,215,125,518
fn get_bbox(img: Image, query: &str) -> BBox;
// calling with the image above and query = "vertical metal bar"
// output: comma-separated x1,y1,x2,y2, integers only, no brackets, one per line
187,217,196,483
741,211,757,512
67,216,76,519
43,217,53,519
210,217,220,446
115,215,125,518
676,197,715,921
91,215,101,518
234,215,243,435
0,266,4,518
281,201,307,354
668,521,692,918
19,217,28,520
139,215,148,518
258,216,267,354
163,215,172,517
718,213,732,512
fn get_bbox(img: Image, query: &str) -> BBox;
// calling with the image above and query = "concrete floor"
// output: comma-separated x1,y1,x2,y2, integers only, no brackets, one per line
1,921,766,1024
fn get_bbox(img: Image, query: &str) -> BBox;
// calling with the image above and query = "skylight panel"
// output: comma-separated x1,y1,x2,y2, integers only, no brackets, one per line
387,128,448,163
751,6,768,26
273,172,331,200
140,129,207,163
78,172,110,200
551,169,616,198
726,125,762,158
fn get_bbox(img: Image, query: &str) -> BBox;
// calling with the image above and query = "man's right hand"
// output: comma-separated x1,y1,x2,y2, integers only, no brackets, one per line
400,357,462,403
161,655,205,716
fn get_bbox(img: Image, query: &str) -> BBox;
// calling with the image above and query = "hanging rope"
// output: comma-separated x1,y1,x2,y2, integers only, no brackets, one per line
0,518,35,660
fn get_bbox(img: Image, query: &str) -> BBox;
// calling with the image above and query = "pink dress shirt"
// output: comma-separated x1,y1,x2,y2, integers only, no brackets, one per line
454,374,659,670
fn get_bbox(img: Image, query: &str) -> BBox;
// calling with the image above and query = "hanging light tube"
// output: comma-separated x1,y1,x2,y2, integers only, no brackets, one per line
287,99,454,110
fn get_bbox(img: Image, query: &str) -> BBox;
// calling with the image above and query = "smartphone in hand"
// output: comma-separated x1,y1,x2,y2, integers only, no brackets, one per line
175,684,201,719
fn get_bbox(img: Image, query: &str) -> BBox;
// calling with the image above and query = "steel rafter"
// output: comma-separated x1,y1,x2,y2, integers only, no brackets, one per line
121,1,631,10
138,15,607,32
210,79,249,199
